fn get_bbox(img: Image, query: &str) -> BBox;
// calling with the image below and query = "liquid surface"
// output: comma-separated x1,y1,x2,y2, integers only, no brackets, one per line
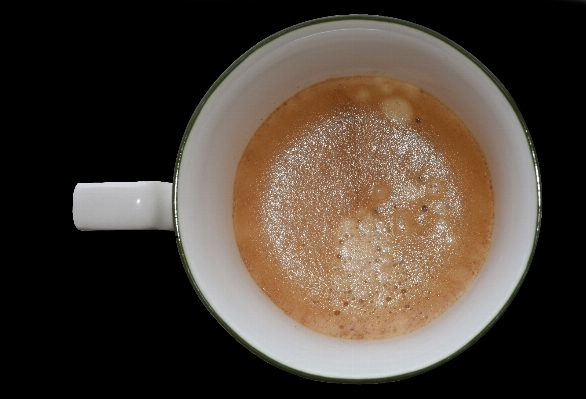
233,76,494,339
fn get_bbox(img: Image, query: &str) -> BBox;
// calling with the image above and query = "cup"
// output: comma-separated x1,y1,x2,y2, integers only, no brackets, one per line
72,15,541,382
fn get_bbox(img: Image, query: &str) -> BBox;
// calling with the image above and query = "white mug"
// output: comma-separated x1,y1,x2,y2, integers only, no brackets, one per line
73,15,541,382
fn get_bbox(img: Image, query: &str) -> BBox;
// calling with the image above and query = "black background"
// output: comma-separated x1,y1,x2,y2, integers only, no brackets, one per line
69,0,579,387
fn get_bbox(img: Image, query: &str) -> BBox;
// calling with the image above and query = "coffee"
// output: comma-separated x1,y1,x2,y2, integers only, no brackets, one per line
233,76,494,339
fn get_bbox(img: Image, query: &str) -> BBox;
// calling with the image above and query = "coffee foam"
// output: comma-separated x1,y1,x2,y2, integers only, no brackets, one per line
233,76,493,339
380,97,413,124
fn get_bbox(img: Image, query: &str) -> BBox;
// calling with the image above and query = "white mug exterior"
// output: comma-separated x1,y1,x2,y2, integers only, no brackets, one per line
73,16,540,382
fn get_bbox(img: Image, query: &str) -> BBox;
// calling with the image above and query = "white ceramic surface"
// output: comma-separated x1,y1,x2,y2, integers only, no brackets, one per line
73,182,173,230
74,16,540,382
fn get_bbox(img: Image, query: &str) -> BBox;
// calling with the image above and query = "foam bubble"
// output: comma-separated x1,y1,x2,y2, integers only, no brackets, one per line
380,97,413,124
336,211,396,277
354,88,370,102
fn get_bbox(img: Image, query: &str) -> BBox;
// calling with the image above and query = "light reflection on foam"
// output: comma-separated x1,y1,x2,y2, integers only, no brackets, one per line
260,103,461,311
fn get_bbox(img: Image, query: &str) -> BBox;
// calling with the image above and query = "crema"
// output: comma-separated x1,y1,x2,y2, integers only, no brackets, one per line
233,76,494,339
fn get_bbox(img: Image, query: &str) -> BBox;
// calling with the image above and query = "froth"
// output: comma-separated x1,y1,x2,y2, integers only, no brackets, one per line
233,76,494,339
381,97,413,123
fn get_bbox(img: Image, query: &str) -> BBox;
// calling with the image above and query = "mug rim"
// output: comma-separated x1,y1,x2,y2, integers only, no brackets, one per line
172,14,541,383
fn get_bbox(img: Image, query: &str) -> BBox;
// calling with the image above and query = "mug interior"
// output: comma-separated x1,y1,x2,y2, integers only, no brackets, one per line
174,16,539,382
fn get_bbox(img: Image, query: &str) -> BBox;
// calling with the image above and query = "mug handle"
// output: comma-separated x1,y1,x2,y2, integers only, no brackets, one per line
73,181,173,231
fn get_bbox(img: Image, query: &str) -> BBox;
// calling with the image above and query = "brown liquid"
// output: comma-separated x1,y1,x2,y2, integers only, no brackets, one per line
233,76,494,339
